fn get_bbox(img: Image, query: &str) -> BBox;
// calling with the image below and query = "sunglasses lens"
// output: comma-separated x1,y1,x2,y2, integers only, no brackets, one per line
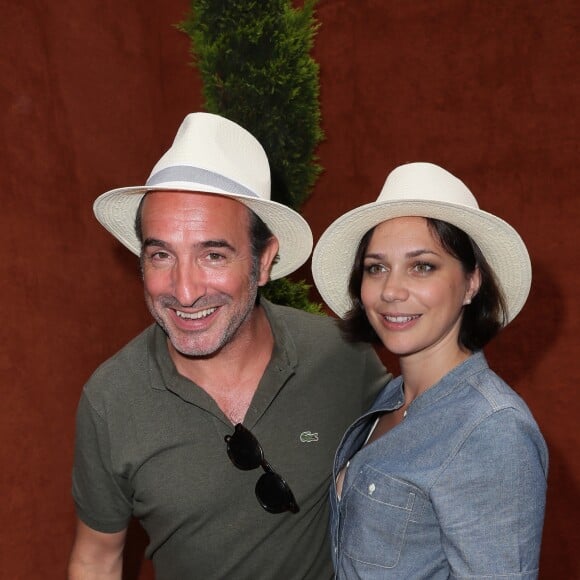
225,424,263,470
224,424,300,514
256,471,299,514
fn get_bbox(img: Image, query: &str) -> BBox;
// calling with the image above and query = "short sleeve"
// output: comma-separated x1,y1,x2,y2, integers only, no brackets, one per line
72,392,133,533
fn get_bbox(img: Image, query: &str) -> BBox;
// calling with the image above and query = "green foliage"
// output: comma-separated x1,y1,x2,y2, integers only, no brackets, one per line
178,0,324,313
179,0,323,209
260,277,324,315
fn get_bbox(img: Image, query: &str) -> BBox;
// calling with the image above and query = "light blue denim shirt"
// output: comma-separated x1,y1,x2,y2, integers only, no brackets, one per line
330,352,548,579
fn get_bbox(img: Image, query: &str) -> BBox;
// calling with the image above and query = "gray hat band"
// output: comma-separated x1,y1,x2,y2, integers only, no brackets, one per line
146,165,260,198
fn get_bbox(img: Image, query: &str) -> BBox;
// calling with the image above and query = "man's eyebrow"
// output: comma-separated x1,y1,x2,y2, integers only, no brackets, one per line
142,238,236,252
143,238,168,249
199,239,236,252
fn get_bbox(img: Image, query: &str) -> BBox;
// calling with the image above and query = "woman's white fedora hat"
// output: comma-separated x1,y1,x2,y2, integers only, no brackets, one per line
93,112,313,280
312,162,531,323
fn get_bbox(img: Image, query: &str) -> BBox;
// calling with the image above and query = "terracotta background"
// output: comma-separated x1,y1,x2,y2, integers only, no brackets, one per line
1,0,578,578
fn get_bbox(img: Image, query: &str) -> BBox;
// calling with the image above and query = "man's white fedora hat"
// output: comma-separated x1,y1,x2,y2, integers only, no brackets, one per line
93,112,313,280
312,162,531,323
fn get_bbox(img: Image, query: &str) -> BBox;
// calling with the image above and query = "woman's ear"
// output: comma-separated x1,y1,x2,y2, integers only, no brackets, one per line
464,266,482,305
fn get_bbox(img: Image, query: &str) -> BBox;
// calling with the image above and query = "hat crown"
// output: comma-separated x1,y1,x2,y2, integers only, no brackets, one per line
148,112,271,200
93,111,313,279
378,162,479,209
312,161,531,324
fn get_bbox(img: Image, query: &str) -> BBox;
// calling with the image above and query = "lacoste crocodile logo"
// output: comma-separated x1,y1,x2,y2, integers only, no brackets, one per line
300,431,319,443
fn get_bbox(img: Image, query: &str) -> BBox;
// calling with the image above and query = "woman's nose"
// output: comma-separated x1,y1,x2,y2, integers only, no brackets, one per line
380,272,409,303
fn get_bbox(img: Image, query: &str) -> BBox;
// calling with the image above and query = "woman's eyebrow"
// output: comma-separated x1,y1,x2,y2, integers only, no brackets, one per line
364,248,440,260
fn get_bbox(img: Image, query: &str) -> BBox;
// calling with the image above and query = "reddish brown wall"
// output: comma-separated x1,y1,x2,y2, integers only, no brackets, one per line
1,1,577,578
305,2,580,577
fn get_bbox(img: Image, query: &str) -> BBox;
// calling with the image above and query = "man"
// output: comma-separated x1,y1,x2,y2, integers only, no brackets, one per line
69,112,389,579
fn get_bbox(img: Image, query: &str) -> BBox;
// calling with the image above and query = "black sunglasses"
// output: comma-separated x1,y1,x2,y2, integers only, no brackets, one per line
224,423,299,514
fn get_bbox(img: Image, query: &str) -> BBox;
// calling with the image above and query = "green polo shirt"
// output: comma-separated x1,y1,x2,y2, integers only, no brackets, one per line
73,299,389,579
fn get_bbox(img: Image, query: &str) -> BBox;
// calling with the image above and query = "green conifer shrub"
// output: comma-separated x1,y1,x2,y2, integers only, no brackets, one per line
179,0,324,313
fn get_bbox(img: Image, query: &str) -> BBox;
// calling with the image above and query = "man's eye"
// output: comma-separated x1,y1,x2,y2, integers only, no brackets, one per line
152,251,170,260
145,250,172,264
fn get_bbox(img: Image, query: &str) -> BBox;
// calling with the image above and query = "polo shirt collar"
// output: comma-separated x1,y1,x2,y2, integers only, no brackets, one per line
146,299,298,424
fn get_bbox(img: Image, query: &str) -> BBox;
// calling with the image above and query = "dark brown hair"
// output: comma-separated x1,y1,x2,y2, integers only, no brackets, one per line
339,217,507,351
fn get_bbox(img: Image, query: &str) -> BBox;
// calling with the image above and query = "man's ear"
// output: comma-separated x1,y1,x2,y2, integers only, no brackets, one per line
258,236,280,287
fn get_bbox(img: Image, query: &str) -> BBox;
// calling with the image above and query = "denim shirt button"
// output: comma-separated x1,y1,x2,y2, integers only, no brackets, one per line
368,483,376,495
403,410,408,418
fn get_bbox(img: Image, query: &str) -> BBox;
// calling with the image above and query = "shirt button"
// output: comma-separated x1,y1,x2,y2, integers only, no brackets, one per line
368,483,376,495
403,410,408,418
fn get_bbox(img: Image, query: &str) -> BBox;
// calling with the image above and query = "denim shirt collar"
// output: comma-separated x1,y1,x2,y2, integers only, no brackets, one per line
371,351,489,416
335,352,489,471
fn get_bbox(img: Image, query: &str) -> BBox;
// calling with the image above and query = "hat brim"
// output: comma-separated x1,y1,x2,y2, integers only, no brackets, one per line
312,199,531,324
94,184,313,280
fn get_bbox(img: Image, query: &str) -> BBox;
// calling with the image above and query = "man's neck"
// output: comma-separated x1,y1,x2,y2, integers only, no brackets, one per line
168,304,274,423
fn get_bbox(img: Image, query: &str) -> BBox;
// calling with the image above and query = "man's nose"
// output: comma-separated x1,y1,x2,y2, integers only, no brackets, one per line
172,260,207,306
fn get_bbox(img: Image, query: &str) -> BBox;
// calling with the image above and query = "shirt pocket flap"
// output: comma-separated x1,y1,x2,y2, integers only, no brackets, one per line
341,466,419,569
352,466,417,510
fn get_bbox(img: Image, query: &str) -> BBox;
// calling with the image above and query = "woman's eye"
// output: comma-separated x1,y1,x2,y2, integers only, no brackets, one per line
365,263,386,275
414,262,434,273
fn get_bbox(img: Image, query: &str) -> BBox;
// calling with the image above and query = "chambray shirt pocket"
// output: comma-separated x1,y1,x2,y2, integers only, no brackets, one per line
341,466,418,569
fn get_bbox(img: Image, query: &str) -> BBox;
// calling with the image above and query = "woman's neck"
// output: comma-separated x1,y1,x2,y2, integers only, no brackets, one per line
399,342,472,403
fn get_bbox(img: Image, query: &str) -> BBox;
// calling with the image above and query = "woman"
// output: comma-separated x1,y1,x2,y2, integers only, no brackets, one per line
312,162,548,579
